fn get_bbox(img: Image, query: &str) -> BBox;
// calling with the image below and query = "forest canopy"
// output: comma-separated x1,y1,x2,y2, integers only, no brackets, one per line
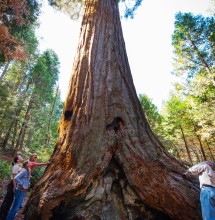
48,0,143,19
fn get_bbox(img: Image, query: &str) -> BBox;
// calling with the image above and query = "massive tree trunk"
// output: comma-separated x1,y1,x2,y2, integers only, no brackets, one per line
25,0,201,219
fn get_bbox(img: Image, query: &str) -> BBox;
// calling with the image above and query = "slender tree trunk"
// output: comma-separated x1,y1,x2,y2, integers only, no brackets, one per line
189,140,203,162
0,61,10,82
44,85,59,147
1,124,13,149
193,126,207,161
205,140,214,161
26,129,34,148
179,125,192,164
11,120,18,149
0,74,31,127
188,34,212,73
0,105,11,125
196,135,207,160
19,124,28,150
2,106,24,151
13,94,34,156
168,141,181,160
1,104,23,149
26,1,201,219
190,146,201,163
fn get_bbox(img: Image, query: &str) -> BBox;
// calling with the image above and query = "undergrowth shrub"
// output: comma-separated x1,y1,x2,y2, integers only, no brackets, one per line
30,166,46,189
0,160,11,182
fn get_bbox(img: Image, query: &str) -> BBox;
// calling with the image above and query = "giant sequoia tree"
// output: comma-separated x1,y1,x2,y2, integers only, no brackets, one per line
26,1,201,219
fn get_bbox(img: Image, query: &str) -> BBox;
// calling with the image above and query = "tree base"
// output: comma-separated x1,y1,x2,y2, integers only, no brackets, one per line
49,158,171,220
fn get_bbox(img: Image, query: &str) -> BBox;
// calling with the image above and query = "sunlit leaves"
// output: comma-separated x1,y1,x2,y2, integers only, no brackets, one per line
31,50,60,102
139,94,162,133
172,12,215,77
0,47,61,154
48,0,143,19
161,12,215,162
48,0,83,19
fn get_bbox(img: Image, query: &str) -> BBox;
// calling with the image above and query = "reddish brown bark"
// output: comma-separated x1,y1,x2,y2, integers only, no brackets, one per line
25,0,201,219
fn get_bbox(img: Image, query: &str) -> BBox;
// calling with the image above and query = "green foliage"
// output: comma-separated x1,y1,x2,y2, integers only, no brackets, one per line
0,48,61,157
48,0,143,19
30,166,46,189
0,161,11,182
30,49,60,103
139,94,163,134
48,0,84,19
0,1,62,191
0,84,10,102
156,12,215,163
161,93,192,150
28,92,63,150
172,12,215,145
172,12,215,77
16,26,39,59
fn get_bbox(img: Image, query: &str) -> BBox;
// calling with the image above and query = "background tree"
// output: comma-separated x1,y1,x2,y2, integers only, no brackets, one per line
0,48,61,158
13,50,60,154
25,1,201,219
139,94,163,134
0,0,40,64
172,12,215,77
166,12,215,162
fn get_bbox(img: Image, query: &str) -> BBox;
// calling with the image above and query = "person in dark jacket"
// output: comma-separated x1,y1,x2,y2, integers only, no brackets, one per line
6,160,30,220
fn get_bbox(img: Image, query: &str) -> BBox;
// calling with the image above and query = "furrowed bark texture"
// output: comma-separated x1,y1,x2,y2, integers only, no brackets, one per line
25,0,201,219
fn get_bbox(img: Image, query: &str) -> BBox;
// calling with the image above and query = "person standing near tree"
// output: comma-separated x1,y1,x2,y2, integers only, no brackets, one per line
0,154,23,220
13,153,50,217
28,153,49,173
183,161,215,220
6,160,31,220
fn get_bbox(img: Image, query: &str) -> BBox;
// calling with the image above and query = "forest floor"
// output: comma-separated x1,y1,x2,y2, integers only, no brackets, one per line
0,149,29,220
